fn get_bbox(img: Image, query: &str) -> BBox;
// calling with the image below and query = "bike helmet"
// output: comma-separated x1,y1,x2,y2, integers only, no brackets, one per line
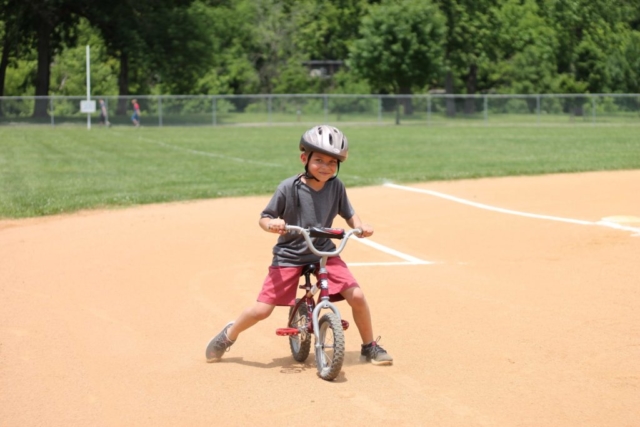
299,125,348,162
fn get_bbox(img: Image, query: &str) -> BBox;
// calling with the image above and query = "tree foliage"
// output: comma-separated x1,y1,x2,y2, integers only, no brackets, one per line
1,0,639,115
349,0,446,93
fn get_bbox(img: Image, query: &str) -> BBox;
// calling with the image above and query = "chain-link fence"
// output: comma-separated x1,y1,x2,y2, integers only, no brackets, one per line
1,94,639,127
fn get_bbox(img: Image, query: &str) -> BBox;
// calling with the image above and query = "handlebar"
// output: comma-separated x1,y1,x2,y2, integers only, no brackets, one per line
285,225,362,258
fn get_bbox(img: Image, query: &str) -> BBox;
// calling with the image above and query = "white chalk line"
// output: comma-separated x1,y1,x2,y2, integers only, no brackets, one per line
142,136,283,167
112,131,284,167
348,236,434,267
384,183,640,237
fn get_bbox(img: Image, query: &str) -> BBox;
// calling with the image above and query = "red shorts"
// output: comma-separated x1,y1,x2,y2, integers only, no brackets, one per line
257,256,359,306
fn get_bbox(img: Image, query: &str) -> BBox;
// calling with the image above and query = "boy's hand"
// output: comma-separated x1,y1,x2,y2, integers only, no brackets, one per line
358,223,374,238
267,219,287,235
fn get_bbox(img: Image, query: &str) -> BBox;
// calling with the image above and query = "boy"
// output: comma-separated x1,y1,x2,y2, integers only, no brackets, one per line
206,125,393,366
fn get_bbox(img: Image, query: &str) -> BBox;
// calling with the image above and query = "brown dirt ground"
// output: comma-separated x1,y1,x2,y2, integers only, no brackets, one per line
1,170,639,427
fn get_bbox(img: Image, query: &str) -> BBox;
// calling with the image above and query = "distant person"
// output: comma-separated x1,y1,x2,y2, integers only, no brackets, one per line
131,99,141,127
99,99,111,127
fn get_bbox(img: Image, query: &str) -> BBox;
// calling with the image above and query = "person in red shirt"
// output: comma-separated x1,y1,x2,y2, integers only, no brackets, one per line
131,99,141,127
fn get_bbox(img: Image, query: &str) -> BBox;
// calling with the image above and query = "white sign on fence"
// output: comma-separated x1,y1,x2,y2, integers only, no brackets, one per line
80,100,96,113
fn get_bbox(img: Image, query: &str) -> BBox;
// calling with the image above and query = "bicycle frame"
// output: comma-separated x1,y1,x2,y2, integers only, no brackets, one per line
278,225,361,343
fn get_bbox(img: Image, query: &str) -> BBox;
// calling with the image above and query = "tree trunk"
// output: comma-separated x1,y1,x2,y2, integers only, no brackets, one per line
117,52,130,115
399,86,413,116
0,30,14,117
464,64,477,115
445,70,455,117
33,22,52,118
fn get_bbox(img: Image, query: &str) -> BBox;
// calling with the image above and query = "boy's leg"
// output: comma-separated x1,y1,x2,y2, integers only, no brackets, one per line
341,286,393,366
226,301,275,341
341,286,373,344
206,302,275,363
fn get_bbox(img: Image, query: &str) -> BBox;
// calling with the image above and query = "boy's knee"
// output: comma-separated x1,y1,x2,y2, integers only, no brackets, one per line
250,304,274,321
345,288,367,308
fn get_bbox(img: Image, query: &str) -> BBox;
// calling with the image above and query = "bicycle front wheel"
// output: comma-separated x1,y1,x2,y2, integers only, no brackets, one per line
315,313,345,381
289,299,311,362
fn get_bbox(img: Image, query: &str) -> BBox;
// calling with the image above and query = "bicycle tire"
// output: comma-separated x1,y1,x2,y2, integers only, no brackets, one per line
315,313,345,381
288,299,311,362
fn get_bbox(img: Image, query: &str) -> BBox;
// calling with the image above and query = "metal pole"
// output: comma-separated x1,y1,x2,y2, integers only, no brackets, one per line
212,97,217,126
268,96,272,125
324,95,328,124
592,96,596,125
378,96,382,123
537,95,541,125
427,95,431,126
483,95,488,124
86,45,91,129
158,96,163,127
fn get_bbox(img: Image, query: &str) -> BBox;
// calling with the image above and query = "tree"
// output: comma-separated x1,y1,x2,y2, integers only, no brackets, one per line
0,0,82,117
293,0,368,61
488,0,558,95
544,0,637,94
349,0,446,124
192,0,260,95
435,0,500,115
83,0,213,114
0,0,32,114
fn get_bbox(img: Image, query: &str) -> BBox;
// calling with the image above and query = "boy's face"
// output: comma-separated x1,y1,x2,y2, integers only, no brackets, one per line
301,151,339,182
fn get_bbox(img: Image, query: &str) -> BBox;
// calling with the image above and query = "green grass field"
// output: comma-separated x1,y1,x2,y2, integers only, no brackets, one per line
1,124,639,218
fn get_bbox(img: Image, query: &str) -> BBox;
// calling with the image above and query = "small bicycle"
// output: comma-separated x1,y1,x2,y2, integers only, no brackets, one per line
275,225,361,381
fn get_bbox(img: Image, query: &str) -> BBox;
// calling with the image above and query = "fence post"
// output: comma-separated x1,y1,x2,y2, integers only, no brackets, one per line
212,96,217,126
427,95,431,126
50,97,55,127
158,96,163,127
592,96,596,125
537,95,541,125
378,96,382,123
483,95,488,124
268,96,272,125
324,95,328,123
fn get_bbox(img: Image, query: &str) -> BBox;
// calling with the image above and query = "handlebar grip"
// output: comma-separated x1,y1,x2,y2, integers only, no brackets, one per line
309,227,345,240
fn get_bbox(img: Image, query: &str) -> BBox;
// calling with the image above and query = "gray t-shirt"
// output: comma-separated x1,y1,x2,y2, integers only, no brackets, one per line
261,175,355,266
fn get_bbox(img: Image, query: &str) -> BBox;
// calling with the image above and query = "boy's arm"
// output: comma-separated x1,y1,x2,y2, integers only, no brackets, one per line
346,213,374,238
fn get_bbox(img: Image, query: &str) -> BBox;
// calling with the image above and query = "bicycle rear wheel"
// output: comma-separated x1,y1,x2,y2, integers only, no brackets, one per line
288,299,311,362
315,313,345,381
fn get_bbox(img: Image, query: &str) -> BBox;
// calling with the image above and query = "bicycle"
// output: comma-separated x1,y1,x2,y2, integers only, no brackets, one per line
275,225,361,381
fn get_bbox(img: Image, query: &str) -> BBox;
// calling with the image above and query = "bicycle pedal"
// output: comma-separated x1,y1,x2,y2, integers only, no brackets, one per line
276,328,299,336
341,320,349,330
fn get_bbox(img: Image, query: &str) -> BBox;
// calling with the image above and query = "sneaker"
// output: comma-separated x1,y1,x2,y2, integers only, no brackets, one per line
360,336,393,365
205,322,235,363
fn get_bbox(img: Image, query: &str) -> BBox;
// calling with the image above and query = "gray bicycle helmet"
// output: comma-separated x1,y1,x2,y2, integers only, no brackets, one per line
299,125,349,162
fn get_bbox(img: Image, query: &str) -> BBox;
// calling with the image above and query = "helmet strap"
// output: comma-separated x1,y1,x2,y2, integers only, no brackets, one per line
303,152,319,181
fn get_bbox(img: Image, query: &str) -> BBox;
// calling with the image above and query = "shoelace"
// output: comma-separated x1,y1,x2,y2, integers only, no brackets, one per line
366,336,387,354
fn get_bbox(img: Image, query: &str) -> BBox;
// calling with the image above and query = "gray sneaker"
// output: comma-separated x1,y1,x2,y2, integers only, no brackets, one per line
360,337,393,365
205,322,235,363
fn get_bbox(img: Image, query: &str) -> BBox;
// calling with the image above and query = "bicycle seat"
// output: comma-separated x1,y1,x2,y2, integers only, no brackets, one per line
300,264,316,278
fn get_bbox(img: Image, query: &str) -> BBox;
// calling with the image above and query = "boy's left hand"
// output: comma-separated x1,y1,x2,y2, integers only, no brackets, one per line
358,224,374,238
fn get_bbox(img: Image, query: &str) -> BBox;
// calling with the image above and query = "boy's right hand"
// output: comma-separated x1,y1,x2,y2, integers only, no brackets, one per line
267,219,287,235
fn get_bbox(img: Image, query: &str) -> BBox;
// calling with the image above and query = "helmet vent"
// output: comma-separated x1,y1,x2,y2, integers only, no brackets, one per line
329,134,333,145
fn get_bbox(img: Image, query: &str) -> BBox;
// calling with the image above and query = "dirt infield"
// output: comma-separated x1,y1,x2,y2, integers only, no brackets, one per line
1,170,639,427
